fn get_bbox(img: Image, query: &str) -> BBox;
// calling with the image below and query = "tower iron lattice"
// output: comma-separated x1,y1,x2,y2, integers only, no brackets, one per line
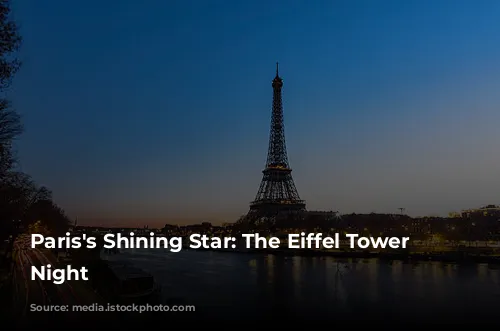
248,63,306,220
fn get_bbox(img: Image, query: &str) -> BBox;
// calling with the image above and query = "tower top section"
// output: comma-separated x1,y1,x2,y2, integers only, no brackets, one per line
272,62,283,88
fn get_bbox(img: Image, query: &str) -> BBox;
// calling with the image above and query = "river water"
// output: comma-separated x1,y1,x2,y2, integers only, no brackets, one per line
104,249,500,320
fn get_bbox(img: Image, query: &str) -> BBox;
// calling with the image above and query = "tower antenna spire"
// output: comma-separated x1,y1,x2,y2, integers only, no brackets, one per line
276,62,279,77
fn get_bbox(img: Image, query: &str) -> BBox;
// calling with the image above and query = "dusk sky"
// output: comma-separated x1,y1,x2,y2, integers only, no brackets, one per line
8,0,500,227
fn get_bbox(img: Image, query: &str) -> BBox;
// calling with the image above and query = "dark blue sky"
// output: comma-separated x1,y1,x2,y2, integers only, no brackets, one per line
9,0,500,226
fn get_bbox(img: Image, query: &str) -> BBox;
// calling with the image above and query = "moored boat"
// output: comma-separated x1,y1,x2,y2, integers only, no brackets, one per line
99,262,161,304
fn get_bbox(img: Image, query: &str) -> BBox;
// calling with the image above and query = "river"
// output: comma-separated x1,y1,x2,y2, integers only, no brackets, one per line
103,249,500,320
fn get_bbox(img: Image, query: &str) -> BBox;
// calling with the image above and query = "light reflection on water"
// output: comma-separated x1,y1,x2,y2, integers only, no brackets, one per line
103,249,500,316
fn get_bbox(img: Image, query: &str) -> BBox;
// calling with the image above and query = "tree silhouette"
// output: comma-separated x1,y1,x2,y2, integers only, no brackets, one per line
0,100,22,146
0,0,21,90
0,0,22,172
0,0,69,241
0,142,14,177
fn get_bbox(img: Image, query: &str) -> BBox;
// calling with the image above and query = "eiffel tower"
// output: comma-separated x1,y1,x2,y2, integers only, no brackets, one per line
245,63,306,226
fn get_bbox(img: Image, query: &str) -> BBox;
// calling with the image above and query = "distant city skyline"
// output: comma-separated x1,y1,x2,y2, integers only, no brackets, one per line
9,0,500,226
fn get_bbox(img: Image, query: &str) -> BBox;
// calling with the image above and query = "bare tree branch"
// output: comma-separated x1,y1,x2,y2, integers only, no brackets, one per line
0,99,22,145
